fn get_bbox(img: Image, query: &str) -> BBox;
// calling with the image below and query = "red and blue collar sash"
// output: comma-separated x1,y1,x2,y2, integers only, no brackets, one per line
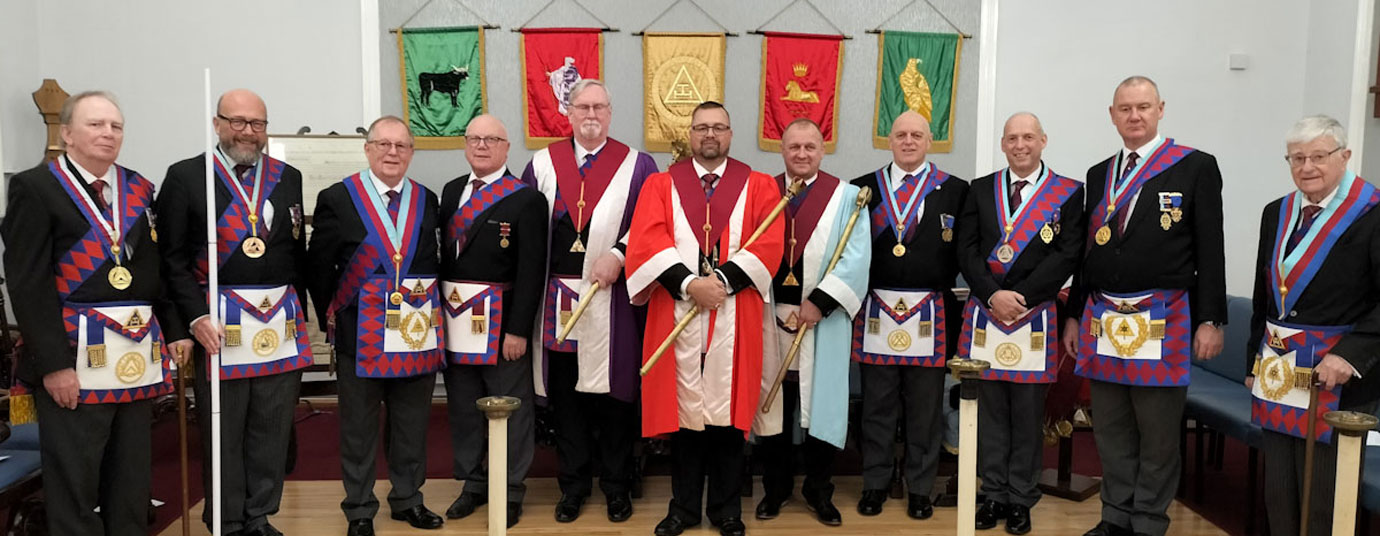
549,138,631,227
211,151,285,267
669,158,752,255
446,174,526,256
775,172,841,265
49,159,153,301
988,168,1078,277
1270,172,1380,318
870,164,947,240
326,173,426,336
1086,139,1195,243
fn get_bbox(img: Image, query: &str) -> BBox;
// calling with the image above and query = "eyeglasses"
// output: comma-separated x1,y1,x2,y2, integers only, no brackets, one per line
217,114,268,133
570,103,610,114
691,124,731,136
369,140,414,153
891,131,928,142
466,136,507,147
1285,146,1343,168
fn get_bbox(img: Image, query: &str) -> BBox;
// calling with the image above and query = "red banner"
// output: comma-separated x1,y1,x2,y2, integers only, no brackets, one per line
758,32,844,152
521,28,603,149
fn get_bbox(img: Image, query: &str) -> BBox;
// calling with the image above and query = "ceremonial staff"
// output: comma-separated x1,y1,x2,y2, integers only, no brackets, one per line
203,68,226,536
1300,373,1320,536
1324,410,1377,536
760,186,871,412
554,281,598,344
177,353,190,536
640,180,803,376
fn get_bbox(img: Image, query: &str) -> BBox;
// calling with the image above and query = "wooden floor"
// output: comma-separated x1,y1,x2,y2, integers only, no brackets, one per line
159,476,1228,535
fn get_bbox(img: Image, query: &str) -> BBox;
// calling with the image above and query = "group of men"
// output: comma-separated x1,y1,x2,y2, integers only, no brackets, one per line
3,72,1374,536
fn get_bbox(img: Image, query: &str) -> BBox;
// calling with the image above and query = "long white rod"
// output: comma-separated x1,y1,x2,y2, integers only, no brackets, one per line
973,0,1000,176
203,68,223,536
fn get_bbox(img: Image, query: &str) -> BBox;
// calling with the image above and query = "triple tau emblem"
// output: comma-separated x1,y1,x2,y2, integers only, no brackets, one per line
1103,315,1149,358
401,311,430,350
125,310,145,330
995,342,1022,367
116,352,145,384
258,296,273,311
448,288,463,304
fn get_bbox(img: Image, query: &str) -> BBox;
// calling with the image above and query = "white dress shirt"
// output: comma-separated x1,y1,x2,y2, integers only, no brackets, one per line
1116,135,1163,221
459,166,510,207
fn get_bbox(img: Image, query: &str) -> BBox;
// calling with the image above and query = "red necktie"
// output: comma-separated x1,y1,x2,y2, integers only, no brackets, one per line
579,153,596,177
702,173,719,198
1008,179,1028,215
385,190,400,221
1286,205,1323,255
234,164,253,191
91,179,110,215
1115,152,1139,233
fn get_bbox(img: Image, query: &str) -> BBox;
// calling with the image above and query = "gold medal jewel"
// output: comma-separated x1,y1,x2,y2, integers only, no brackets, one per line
1159,212,1172,231
252,328,281,357
892,243,907,257
108,265,133,290
1095,225,1112,246
942,228,954,242
1040,223,1055,244
242,236,266,258
996,244,1015,264
116,351,146,384
995,342,1023,367
1260,355,1295,401
390,291,405,306
887,329,913,351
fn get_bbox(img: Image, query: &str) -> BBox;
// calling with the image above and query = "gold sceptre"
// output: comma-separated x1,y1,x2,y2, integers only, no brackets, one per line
640,179,805,377
554,281,599,344
760,186,871,413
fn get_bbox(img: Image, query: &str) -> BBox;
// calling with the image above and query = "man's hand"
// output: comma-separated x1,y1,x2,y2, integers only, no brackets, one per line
590,252,624,287
988,290,1028,323
1193,323,1224,361
167,339,194,367
1244,376,1255,390
502,334,528,361
687,276,727,310
43,368,80,410
1061,318,1081,358
1316,353,1355,391
798,300,823,329
191,315,224,355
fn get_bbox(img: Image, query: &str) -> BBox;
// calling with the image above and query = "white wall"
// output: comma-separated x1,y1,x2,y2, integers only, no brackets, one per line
0,0,364,182
992,0,1347,297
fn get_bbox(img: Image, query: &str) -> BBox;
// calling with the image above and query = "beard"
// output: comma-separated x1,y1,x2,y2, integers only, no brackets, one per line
696,141,722,161
576,120,604,141
220,135,265,166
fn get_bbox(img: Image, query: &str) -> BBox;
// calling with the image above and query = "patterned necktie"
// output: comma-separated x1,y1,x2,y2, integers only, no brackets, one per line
91,179,110,214
1115,152,1141,233
234,164,253,191
385,190,400,222
1286,205,1324,255
787,179,808,215
1009,179,1028,215
470,179,485,199
579,153,597,177
702,173,719,199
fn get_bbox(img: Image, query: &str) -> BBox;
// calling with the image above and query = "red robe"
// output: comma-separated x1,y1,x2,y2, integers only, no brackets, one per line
626,158,785,438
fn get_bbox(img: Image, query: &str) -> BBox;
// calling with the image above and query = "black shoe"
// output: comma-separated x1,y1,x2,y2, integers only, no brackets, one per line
857,489,887,516
1005,504,1031,535
754,495,789,520
654,514,698,536
907,493,933,520
607,492,633,522
345,519,374,536
507,502,523,528
716,517,746,536
1083,521,1133,536
446,492,486,519
554,494,585,523
975,500,1010,529
804,494,842,526
244,525,284,536
390,504,443,529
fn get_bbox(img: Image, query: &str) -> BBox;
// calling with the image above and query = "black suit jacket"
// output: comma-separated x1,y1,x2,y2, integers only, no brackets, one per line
439,174,549,337
307,177,440,360
2,160,187,384
852,165,969,355
958,170,1085,307
155,154,309,327
1248,197,1380,406
1069,149,1227,325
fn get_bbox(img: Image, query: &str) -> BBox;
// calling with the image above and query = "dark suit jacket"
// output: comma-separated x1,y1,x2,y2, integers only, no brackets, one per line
957,170,1086,308
1248,197,1380,406
155,154,309,327
439,173,549,337
2,160,187,384
852,165,969,355
1068,149,1227,325
307,177,440,360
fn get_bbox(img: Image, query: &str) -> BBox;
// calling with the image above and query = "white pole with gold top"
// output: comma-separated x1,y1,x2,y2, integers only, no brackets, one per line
948,358,990,536
478,396,522,536
1324,410,1377,536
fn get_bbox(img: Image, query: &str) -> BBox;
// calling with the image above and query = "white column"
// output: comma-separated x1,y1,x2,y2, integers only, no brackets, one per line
974,0,1000,176
1348,0,1376,172
360,0,382,124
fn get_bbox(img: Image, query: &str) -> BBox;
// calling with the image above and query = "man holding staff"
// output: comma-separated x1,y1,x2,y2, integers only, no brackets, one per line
521,79,657,523
752,118,870,527
626,101,785,536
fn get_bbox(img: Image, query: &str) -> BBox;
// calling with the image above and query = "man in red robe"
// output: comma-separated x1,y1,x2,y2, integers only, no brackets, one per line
626,101,785,536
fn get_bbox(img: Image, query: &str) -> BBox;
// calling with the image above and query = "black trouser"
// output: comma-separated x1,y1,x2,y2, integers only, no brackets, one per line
757,379,837,502
1088,380,1186,536
443,352,535,504
193,350,302,533
669,426,745,524
35,386,151,536
977,380,1048,507
547,350,636,498
336,356,436,522
858,363,946,494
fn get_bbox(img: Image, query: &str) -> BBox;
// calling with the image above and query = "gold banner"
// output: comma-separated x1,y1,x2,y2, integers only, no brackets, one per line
642,32,726,153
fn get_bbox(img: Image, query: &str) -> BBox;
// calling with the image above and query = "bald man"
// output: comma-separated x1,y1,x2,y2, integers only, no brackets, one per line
439,114,549,529
852,110,969,521
157,89,311,536
956,113,1084,534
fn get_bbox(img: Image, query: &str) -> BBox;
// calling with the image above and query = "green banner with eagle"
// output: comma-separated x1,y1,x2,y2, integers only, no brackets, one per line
872,31,961,152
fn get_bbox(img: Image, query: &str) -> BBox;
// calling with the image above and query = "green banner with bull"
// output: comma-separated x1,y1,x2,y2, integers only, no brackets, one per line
398,26,486,149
